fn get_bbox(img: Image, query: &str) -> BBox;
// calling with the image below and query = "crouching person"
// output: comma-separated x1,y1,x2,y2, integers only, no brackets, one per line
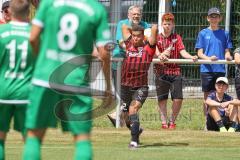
205,77,238,132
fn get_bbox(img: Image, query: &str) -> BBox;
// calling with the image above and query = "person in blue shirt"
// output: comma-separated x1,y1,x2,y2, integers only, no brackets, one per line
205,77,238,132
108,5,150,127
195,7,233,127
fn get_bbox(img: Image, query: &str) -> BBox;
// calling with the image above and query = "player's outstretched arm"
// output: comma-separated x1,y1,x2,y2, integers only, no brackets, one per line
29,24,42,54
122,24,131,41
148,24,158,46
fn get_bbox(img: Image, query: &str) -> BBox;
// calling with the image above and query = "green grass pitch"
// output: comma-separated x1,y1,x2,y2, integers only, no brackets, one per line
5,99,240,160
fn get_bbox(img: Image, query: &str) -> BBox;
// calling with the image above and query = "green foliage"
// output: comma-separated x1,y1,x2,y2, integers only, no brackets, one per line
142,0,159,23
171,0,226,54
231,0,240,48
143,0,227,54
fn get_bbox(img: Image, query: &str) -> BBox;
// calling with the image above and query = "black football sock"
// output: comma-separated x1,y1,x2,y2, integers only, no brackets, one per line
129,114,140,143
216,120,224,128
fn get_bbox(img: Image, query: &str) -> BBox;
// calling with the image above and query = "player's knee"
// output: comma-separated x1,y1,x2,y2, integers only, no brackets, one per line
129,101,141,114
0,132,6,140
27,129,46,140
173,99,183,103
74,134,90,142
208,106,219,116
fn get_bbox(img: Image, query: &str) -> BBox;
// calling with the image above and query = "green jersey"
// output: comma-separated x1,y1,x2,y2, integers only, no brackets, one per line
0,21,34,102
32,0,111,88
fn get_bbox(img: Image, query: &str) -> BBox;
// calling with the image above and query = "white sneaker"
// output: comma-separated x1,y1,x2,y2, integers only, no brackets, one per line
228,127,236,132
128,141,138,149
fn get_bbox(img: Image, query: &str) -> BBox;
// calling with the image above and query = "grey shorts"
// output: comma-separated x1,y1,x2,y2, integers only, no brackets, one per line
155,74,183,100
120,85,148,112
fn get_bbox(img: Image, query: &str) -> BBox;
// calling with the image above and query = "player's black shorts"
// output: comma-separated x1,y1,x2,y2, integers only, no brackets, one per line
120,85,148,112
155,74,183,101
206,114,231,131
235,77,240,99
201,72,225,92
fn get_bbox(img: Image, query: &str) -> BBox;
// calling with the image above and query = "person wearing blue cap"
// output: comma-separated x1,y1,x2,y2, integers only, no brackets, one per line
195,7,233,129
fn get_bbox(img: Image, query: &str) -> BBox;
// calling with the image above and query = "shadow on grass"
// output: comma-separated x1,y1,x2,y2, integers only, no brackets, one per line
140,142,189,148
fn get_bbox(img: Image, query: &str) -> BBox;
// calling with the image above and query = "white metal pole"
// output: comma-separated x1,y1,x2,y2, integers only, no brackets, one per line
110,0,121,128
225,0,232,77
115,61,122,128
158,0,165,33
225,0,231,32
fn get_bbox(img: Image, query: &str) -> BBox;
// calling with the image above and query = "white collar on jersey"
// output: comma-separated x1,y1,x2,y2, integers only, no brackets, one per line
9,21,29,26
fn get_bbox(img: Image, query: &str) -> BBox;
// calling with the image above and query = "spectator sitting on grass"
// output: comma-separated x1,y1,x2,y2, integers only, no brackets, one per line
205,77,238,132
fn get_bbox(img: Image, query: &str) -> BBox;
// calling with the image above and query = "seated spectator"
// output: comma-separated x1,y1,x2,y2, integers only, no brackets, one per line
205,77,238,132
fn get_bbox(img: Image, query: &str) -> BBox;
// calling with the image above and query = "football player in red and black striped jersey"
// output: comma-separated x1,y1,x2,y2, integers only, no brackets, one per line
121,23,158,149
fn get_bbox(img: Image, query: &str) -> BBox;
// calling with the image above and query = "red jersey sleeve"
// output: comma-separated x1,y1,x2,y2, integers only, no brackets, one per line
176,34,185,51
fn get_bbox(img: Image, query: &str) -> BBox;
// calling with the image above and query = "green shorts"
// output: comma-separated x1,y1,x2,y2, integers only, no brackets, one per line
0,104,26,135
25,85,93,135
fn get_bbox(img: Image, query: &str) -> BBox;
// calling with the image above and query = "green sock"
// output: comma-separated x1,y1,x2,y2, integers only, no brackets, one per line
74,140,92,160
0,140,5,160
23,137,41,160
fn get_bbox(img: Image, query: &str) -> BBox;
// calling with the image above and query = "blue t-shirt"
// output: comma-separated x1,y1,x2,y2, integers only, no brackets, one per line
207,91,233,116
195,28,232,73
112,19,150,70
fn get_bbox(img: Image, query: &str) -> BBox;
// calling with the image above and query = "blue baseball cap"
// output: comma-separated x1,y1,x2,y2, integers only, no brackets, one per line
208,7,221,16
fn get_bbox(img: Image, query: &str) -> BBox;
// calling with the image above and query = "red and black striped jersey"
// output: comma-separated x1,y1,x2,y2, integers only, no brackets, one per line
121,37,156,87
154,33,185,75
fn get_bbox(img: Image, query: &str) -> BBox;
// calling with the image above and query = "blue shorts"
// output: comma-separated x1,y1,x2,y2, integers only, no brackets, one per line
201,72,225,92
